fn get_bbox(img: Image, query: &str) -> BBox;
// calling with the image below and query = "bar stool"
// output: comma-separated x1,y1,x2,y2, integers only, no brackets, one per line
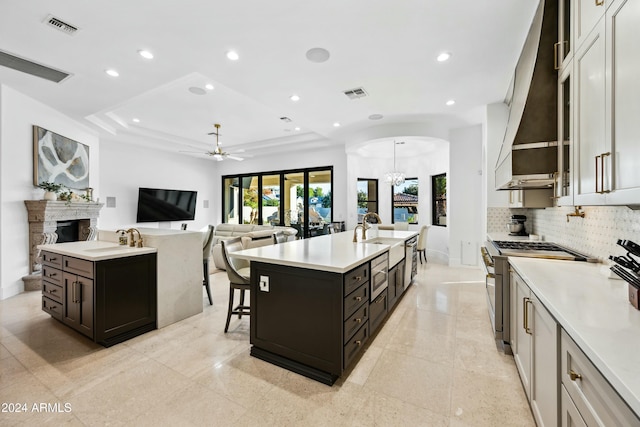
221,237,250,332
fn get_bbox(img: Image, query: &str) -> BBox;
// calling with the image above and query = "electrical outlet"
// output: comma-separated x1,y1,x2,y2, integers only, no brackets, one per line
259,275,269,292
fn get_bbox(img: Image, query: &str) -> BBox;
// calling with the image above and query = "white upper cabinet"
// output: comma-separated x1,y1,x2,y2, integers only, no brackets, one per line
573,17,607,205
575,0,607,50
557,0,574,70
566,0,640,206
604,0,640,205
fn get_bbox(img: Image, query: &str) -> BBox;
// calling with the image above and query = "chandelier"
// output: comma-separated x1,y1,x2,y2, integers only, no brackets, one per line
384,141,405,186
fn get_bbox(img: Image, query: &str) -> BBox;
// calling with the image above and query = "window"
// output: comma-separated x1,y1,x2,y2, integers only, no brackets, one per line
357,179,378,223
392,178,418,224
222,166,333,238
432,173,447,227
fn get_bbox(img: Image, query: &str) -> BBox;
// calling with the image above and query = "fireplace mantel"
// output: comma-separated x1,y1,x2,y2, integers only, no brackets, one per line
24,200,104,272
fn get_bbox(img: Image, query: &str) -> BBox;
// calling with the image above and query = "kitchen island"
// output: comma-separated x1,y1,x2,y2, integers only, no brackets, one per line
37,240,158,347
230,229,417,385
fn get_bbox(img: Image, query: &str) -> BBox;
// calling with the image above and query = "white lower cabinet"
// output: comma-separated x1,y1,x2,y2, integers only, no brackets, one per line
560,330,640,427
511,271,559,427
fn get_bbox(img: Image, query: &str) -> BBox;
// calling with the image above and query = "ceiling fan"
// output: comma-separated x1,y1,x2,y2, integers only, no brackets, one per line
182,123,245,161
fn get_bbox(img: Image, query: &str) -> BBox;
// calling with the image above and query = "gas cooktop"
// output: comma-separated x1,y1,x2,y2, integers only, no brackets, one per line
491,240,594,261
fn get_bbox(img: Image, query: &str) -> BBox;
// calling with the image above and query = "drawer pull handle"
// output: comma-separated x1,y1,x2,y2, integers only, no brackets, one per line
355,296,362,302
47,272,57,277
355,340,362,346
47,289,57,294
569,370,582,381
595,0,604,6
354,318,362,323
354,276,362,281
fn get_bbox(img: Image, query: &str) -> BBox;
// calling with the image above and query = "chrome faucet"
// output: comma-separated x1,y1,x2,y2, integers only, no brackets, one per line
126,228,144,247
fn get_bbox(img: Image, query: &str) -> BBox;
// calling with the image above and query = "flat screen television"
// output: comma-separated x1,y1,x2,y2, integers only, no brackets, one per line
136,187,197,222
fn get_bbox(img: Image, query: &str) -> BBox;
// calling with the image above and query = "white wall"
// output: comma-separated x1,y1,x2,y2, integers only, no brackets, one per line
212,144,348,226
449,124,484,267
346,142,450,263
0,85,100,299
98,138,217,231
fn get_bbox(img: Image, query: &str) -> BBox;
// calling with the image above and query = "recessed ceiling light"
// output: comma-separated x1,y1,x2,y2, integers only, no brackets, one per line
294,127,301,131
368,114,384,120
333,122,341,127
133,118,140,123
138,50,153,59
226,50,239,61
188,87,206,95
446,99,456,106
205,84,214,90
290,94,300,102
437,52,451,62
105,69,119,77
306,47,330,63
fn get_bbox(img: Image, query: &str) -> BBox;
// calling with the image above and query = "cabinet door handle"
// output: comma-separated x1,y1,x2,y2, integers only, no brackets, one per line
601,152,611,193
595,154,601,193
569,370,582,381
595,0,604,6
523,297,533,335
72,281,77,303
554,42,561,70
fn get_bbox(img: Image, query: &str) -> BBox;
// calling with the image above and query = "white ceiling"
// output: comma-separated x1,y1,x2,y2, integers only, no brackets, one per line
0,0,538,159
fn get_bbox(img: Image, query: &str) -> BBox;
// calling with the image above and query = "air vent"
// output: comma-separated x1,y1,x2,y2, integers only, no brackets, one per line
0,50,71,83
44,15,79,35
343,87,368,100
280,117,292,123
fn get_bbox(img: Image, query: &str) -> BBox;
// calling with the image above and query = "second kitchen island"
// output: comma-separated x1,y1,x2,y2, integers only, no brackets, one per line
230,229,417,385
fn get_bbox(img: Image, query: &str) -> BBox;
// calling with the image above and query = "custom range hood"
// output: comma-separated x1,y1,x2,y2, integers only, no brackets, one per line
495,0,558,190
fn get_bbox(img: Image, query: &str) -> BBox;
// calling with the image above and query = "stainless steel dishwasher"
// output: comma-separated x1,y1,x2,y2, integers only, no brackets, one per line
404,236,417,289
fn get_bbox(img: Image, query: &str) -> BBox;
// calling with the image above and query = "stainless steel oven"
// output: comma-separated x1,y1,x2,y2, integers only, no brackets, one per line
481,239,595,352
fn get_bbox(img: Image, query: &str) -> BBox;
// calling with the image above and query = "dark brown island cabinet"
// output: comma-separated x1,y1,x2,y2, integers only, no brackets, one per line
41,251,157,347
249,251,410,385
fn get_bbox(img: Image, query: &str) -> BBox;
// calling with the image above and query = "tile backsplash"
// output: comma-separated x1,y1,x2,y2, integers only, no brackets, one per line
488,206,640,263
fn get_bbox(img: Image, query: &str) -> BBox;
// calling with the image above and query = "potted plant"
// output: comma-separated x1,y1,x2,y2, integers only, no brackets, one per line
37,181,64,201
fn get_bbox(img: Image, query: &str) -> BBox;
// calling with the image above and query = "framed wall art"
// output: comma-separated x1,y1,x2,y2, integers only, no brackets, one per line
33,125,90,189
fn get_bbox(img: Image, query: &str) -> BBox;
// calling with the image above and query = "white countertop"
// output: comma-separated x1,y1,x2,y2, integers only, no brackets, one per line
38,240,157,261
230,229,417,274
509,257,640,416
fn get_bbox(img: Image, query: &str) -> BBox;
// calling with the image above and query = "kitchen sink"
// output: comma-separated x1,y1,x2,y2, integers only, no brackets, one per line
363,237,405,267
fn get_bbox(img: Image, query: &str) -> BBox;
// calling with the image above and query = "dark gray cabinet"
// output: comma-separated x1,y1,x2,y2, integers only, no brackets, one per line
41,251,157,346
249,250,409,385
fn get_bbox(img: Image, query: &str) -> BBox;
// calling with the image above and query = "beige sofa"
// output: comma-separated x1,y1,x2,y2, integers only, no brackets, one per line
211,223,298,270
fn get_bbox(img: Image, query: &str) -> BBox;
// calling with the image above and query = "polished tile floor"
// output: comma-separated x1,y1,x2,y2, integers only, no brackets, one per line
0,262,534,426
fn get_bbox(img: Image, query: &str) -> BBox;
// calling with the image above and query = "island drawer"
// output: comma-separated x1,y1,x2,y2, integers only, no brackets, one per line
370,289,388,334
344,264,369,296
560,329,640,427
42,296,62,321
41,251,63,268
344,283,368,319
344,321,369,369
63,256,94,278
42,280,63,304
344,303,369,344
42,265,62,286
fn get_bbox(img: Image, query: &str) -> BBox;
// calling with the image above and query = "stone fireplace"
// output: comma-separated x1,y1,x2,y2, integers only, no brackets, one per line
24,200,104,273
